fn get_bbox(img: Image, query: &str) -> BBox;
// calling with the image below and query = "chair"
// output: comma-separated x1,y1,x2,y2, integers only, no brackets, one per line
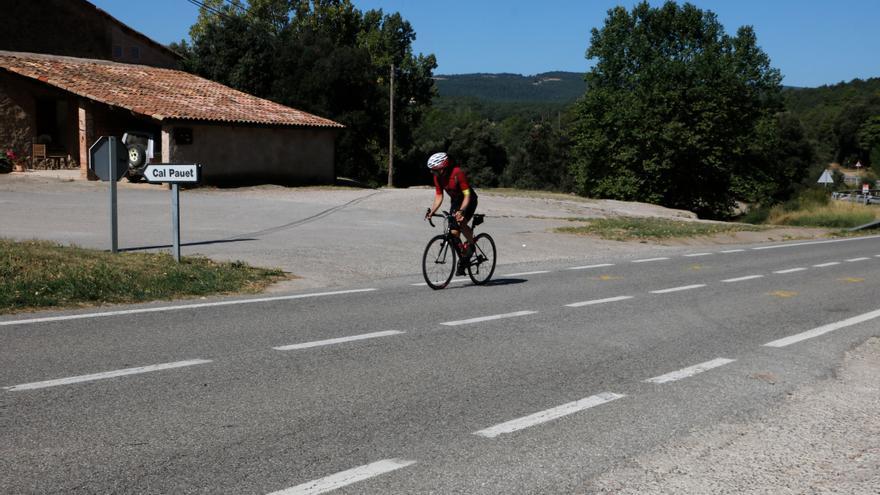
32,143,47,169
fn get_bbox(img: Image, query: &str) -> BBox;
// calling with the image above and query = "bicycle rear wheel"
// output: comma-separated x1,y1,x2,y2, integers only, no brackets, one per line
467,233,496,285
422,234,456,290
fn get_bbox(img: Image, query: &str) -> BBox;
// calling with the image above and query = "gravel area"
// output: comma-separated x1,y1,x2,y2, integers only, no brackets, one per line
0,171,830,292
585,337,880,494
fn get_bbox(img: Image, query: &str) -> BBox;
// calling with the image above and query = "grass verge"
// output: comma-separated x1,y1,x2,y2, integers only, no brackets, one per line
0,239,287,314
556,217,765,241
765,201,877,229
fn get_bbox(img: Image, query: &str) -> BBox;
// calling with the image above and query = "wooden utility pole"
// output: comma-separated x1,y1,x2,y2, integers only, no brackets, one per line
387,63,394,188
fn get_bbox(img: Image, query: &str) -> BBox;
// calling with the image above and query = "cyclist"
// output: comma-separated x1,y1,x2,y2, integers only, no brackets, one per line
424,152,478,276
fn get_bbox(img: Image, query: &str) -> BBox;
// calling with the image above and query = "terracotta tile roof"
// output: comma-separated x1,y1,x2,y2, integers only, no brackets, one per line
0,51,343,128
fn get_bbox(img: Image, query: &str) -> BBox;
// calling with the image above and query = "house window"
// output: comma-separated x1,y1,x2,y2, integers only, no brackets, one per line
173,127,193,145
129,46,140,60
113,45,123,58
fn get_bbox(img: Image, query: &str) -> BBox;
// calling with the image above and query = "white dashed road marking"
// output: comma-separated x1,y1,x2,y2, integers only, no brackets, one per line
846,257,870,262
813,262,841,267
684,253,712,257
644,358,736,384
473,392,625,438
773,268,807,274
267,459,417,495
4,359,212,391
720,249,746,253
441,310,538,326
0,289,378,327
722,275,764,283
764,308,880,348
565,295,633,308
273,331,404,351
650,284,705,294
632,257,670,263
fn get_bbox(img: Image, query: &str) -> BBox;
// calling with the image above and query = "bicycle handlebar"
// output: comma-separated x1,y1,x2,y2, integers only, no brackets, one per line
425,209,450,228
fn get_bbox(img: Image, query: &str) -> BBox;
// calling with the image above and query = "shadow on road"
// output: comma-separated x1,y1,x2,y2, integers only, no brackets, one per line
119,238,258,252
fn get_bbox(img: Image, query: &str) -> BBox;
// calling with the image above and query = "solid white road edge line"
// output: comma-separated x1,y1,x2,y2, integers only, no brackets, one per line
565,295,633,308
644,358,736,384
846,257,870,262
650,284,706,294
684,253,712,257
813,262,841,267
473,392,625,438
722,275,764,283
3,359,212,391
774,268,807,274
267,459,417,495
273,331,404,351
764,308,880,348
751,234,880,250
504,270,551,277
0,289,378,327
441,310,537,326
567,263,614,270
632,257,670,263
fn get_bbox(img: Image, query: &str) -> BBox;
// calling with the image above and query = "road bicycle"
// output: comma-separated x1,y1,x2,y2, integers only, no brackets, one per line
422,210,497,289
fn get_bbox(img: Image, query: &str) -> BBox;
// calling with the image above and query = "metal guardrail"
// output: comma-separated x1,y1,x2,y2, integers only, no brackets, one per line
832,190,880,205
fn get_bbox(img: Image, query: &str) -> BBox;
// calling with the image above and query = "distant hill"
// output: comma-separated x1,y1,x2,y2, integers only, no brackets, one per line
433,71,585,103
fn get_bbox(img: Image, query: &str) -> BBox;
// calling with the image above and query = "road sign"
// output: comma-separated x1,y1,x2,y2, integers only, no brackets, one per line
88,136,128,182
143,164,201,184
817,170,834,185
863,183,870,194
141,164,201,262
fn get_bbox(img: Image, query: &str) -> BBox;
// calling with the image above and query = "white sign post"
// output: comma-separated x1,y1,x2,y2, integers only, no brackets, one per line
143,164,201,262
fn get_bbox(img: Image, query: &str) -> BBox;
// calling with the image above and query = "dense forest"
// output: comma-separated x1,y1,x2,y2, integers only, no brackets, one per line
177,0,879,219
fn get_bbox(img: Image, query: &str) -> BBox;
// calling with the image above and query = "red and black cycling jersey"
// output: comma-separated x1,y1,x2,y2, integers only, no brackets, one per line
433,166,477,203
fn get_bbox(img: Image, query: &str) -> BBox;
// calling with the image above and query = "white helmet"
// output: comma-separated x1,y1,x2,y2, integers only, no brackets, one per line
427,152,449,170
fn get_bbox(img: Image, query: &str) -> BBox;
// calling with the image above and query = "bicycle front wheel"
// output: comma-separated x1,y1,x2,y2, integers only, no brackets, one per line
467,233,496,285
422,234,456,290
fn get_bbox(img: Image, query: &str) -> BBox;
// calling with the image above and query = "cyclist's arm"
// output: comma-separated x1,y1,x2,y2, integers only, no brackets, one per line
427,192,443,218
455,169,472,218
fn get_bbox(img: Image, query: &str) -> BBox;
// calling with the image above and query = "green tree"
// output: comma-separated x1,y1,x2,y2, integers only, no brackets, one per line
502,121,572,190
571,1,787,218
184,0,436,185
858,115,880,167
446,120,508,188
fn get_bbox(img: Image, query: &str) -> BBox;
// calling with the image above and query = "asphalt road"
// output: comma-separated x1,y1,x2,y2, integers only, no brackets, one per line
2,234,879,494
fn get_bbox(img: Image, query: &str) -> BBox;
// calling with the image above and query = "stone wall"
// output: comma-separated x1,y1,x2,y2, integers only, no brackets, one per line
0,73,35,161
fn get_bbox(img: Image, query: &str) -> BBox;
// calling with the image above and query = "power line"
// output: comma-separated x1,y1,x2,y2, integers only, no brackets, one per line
184,0,234,22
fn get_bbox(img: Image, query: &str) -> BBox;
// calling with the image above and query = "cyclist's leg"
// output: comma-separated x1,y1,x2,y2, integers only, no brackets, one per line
459,197,478,249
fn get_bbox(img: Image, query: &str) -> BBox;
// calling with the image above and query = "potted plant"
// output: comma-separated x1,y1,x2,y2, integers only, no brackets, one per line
0,149,15,173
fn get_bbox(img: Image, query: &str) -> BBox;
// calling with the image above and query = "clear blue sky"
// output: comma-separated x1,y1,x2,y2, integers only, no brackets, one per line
90,0,879,88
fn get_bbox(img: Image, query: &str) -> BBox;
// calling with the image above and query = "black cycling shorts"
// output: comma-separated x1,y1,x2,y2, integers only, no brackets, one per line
450,195,478,230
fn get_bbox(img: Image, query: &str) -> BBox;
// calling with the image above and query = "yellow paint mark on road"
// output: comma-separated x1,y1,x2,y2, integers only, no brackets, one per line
770,290,798,298
840,277,865,283
689,264,703,271
598,275,622,281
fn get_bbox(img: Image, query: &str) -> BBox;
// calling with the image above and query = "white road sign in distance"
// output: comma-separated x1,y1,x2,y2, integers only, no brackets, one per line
143,164,201,184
